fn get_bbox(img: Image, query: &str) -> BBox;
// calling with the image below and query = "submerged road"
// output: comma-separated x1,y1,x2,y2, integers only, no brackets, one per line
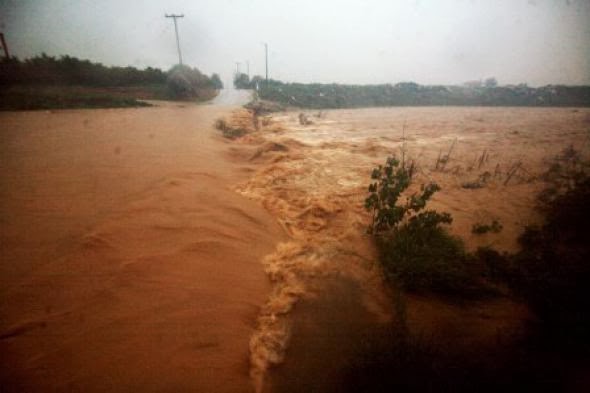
212,88,252,106
0,91,280,393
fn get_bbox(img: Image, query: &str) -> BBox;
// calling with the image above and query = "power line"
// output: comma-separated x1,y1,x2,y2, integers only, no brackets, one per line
165,14,184,65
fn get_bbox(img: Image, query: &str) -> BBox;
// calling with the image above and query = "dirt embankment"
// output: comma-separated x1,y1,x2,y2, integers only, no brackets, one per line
0,103,284,392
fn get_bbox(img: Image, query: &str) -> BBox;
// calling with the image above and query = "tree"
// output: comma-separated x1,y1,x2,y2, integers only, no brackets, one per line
365,156,450,234
484,77,498,88
233,72,250,89
210,73,223,89
166,64,212,99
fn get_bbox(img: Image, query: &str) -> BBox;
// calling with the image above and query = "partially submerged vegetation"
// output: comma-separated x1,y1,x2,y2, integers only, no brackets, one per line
0,54,222,110
256,79,590,109
209,104,588,392
358,147,590,391
214,117,248,139
365,155,492,297
214,109,258,139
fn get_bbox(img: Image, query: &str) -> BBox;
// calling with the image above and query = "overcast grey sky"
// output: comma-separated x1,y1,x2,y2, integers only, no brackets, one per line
0,0,589,86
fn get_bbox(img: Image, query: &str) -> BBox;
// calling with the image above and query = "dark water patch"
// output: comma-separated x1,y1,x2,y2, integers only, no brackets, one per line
266,277,384,393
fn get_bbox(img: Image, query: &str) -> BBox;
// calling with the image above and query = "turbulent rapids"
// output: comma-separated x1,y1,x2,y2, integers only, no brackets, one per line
224,107,590,392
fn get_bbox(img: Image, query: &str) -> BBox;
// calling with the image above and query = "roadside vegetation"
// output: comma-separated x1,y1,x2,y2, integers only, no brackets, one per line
233,72,263,90
351,148,590,392
0,85,151,110
256,79,590,109
364,156,481,296
0,54,222,110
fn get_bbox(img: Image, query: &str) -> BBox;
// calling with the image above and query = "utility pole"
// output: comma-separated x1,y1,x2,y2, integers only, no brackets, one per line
165,14,184,65
235,62,241,75
246,61,250,79
264,43,269,83
0,33,9,59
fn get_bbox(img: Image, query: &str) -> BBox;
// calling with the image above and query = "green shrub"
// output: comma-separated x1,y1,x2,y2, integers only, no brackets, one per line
377,223,481,295
365,155,485,296
364,156,449,234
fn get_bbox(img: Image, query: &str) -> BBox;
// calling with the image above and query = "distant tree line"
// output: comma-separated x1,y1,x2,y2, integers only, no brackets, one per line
0,54,223,91
233,72,264,90
254,79,590,108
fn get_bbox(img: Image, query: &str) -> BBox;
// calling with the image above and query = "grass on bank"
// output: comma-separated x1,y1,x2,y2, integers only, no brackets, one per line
365,155,489,297
0,55,221,110
0,85,151,110
0,83,218,111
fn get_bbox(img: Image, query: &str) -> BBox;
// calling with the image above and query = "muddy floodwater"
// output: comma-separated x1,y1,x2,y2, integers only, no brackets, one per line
0,100,283,392
1,103,589,392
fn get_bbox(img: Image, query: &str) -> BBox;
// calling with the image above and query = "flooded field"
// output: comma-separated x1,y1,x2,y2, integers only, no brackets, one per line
1,104,589,392
226,106,590,392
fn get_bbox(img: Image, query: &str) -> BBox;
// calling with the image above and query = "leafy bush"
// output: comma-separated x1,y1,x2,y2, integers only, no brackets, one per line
365,156,485,296
377,222,481,295
365,156,449,234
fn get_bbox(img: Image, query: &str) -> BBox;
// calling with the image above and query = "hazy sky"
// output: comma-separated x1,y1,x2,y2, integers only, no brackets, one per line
1,0,589,86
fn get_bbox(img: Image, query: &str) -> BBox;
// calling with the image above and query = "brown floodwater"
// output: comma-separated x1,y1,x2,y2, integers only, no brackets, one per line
0,99,284,392
2,103,589,392
231,106,590,392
